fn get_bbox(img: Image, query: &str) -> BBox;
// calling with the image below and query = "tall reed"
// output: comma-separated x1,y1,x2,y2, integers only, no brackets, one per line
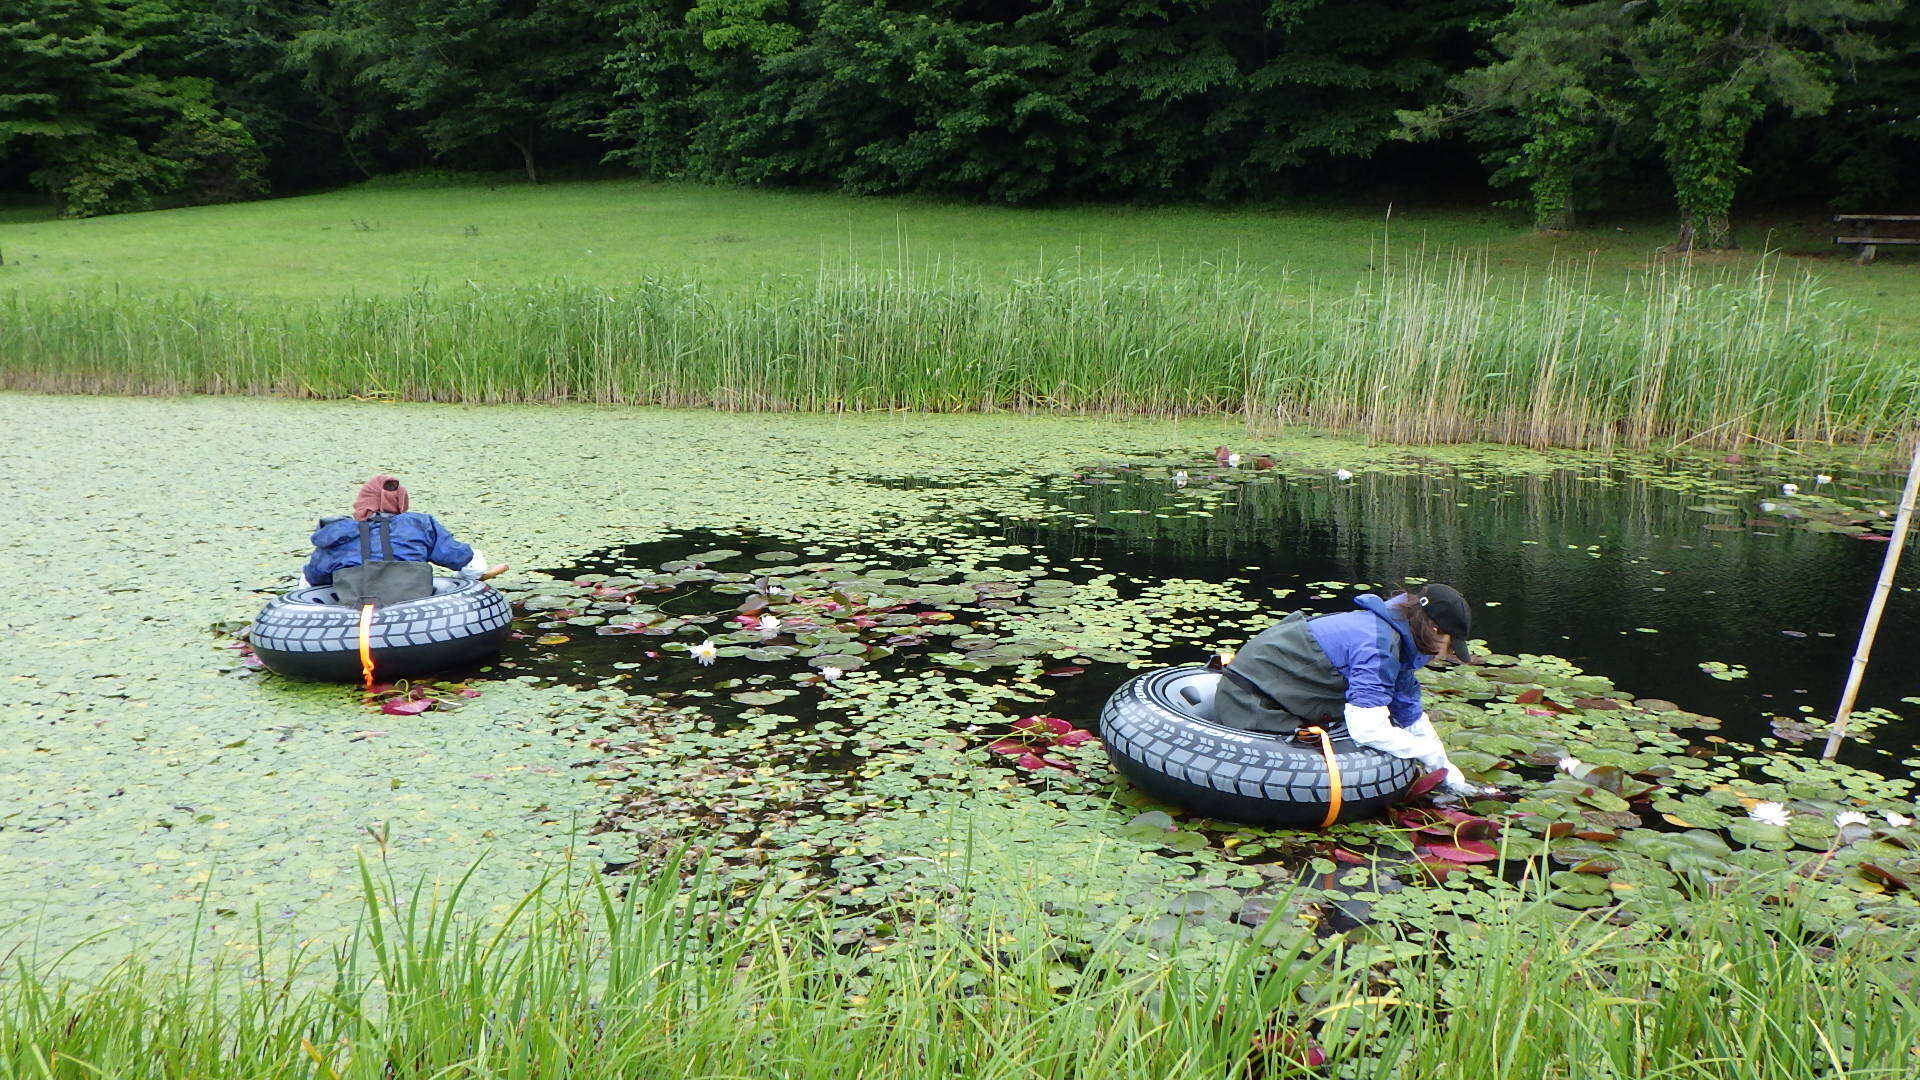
3,857,1914,1079
3,256,1909,449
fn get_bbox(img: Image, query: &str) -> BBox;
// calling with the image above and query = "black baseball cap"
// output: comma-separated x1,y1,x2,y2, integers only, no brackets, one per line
1419,583,1475,663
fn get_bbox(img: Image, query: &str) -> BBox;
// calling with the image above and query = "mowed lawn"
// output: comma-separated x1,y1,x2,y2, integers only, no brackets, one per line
3,175,1918,340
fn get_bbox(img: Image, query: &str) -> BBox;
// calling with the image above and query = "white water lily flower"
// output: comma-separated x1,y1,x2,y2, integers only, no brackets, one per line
1748,801,1791,827
1887,812,1913,828
1172,470,1189,487
1226,452,1242,469
1335,468,1354,481
1759,501,1778,513
1815,473,1832,486
819,666,844,683
756,613,782,634
1834,811,1870,828
690,640,718,666
1781,483,1799,495
1557,756,1584,775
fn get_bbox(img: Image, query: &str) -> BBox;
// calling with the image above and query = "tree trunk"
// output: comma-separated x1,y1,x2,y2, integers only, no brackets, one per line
1702,212,1734,250
512,137,540,185
1531,159,1576,233
1671,210,1736,252
1537,201,1575,233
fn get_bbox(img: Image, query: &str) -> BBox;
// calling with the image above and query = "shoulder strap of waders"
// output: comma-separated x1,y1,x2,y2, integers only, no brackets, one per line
356,516,397,565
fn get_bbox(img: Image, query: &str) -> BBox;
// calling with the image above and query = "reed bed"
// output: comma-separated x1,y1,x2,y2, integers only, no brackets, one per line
3,256,1911,449
3,858,1915,1080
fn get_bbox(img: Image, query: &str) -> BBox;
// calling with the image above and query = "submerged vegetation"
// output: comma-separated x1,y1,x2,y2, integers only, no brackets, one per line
5,255,1911,451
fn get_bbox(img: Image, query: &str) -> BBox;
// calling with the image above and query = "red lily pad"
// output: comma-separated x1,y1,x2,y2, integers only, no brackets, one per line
1452,817,1503,842
1572,697,1628,711
379,698,433,716
1056,729,1095,747
1859,863,1911,891
1404,770,1448,799
1422,840,1498,863
989,739,1028,756
1043,666,1086,678
1251,1031,1325,1067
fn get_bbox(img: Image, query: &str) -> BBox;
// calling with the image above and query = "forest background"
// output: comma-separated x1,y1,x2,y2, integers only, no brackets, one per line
3,0,1916,250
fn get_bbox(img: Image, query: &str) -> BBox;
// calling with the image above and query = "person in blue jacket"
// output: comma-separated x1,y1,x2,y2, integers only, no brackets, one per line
1213,583,1493,799
301,474,506,587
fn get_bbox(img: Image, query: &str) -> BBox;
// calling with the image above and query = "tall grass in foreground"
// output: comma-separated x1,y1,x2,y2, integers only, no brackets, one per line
4,859,1916,1079
3,256,1913,449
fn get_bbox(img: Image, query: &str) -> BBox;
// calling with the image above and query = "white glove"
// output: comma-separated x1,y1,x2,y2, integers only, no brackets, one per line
460,548,489,578
1345,706,1475,791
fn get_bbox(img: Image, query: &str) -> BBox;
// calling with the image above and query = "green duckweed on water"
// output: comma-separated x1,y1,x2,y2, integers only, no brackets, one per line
3,393,1917,977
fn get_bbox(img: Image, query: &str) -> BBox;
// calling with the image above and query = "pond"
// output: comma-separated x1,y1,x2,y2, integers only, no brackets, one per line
3,395,1916,971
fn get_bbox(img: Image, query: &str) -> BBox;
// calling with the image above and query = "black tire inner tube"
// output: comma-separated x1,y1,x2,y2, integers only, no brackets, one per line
250,576,512,682
1099,665,1420,827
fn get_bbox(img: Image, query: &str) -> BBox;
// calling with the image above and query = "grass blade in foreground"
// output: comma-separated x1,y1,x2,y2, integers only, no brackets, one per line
2,857,1916,1079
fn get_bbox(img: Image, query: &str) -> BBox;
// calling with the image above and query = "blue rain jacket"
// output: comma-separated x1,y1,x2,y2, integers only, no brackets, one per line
302,513,474,586
1305,594,1432,728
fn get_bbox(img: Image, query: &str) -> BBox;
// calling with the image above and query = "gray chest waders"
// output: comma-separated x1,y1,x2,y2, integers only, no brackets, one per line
330,516,434,608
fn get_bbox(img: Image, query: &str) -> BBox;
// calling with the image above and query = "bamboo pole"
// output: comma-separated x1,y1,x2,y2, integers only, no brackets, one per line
1823,436,1920,760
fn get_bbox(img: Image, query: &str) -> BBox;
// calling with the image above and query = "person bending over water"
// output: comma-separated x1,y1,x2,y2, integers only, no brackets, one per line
1213,582,1494,799
301,474,506,597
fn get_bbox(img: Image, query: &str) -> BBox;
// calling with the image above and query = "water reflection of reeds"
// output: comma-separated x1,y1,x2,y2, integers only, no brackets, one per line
1004,465,1920,749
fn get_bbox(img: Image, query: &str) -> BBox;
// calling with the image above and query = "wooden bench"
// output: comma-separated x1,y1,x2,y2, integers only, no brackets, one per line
1833,213,1920,264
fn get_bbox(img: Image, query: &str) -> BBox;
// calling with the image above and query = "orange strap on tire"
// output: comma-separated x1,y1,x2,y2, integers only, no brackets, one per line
357,602,377,691
1300,725,1343,828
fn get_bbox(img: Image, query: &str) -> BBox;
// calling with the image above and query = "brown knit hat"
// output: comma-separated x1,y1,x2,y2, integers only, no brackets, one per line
351,474,409,520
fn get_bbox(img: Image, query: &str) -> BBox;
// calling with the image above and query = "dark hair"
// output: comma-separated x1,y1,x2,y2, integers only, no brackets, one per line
1393,585,1451,656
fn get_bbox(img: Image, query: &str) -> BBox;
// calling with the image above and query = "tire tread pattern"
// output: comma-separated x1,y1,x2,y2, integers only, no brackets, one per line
1100,665,1419,827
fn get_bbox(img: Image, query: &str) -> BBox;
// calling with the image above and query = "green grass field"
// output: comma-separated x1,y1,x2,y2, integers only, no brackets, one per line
4,174,1917,337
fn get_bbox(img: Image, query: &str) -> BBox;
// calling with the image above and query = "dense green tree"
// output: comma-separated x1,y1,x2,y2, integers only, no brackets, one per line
1628,0,1895,250
599,0,1492,202
9,0,1920,217
1400,0,1632,230
1426,0,1898,248
178,0,421,190
351,0,618,182
0,0,265,215
1748,2,1920,207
